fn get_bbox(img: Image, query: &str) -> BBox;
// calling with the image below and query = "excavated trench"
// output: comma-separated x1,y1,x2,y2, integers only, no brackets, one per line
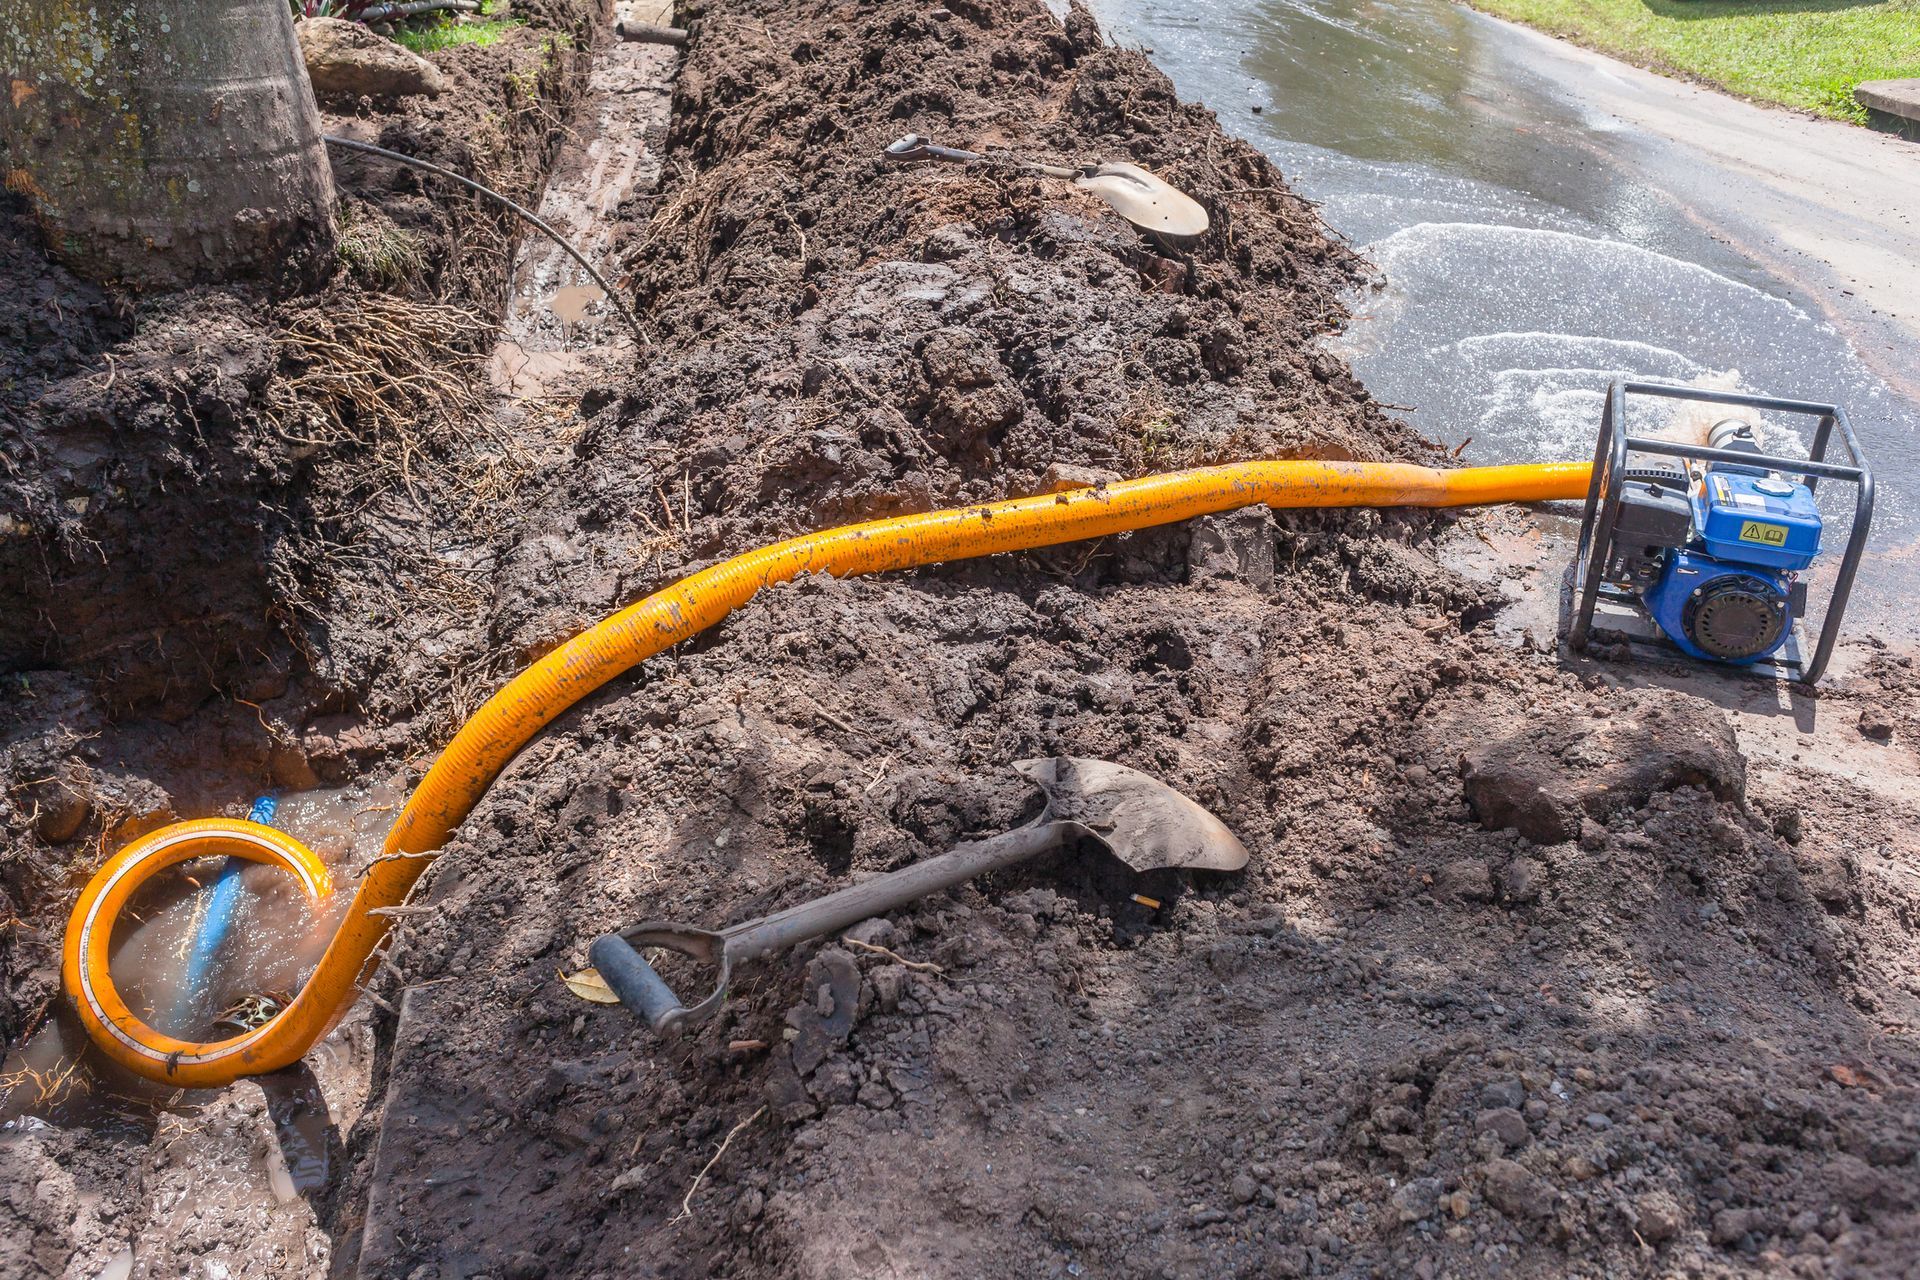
4,2,1920,1278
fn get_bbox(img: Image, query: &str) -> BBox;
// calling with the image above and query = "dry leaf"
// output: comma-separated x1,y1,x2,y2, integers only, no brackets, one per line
1829,1064,1865,1088
560,967,621,1005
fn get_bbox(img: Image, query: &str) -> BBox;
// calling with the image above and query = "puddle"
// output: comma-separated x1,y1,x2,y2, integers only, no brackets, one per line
0,777,401,1130
114,780,402,1038
494,0,673,375
260,1066,337,1203
549,282,606,326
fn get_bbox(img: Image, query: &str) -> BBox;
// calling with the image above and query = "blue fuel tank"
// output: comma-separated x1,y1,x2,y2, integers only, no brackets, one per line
1694,472,1822,571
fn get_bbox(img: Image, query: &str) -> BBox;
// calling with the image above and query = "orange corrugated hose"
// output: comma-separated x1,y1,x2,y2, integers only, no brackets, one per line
64,459,1590,1086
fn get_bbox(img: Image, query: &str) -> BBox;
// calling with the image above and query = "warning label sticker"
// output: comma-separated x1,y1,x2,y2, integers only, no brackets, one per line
1739,520,1788,547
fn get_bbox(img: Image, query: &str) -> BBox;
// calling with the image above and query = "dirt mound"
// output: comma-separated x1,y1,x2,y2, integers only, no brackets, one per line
330,4,1919,1280
622,0,1408,509
1455,690,1747,843
354,579,1920,1280
483,0,1425,671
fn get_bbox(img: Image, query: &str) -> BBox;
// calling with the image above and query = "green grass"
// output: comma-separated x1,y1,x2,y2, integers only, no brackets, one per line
1463,0,1920,122
393,14,523,55
336,205,425,291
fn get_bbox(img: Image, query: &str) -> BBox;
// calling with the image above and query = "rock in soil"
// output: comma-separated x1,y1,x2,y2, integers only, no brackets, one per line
1858,704,1897,741
1456,689,1745,842
1482,1157,1557,1220
298,17,447,99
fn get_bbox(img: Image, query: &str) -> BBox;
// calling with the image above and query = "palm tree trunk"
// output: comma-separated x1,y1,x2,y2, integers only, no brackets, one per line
0,0,336,292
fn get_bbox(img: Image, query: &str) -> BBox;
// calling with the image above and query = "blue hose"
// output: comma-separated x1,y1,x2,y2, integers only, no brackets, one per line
172,794,277,1028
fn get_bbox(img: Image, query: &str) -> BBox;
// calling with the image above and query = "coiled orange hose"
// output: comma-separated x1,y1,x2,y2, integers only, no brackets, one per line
64,458,1589,1086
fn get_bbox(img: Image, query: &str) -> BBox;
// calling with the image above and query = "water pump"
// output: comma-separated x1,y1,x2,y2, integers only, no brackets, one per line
1567,382,1873,683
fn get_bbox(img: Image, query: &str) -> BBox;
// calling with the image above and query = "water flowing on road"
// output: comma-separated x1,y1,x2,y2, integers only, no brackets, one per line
1082,0,1920,633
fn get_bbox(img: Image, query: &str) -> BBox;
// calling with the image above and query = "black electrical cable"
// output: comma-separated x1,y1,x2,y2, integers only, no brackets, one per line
323,133,647,347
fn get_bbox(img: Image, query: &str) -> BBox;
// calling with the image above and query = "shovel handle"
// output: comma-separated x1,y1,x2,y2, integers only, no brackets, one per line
884,134,1083,179
723,819,1078,964
589,922,730,1036
883,132,981,165
597,820,1080,1036
588,934,684,1029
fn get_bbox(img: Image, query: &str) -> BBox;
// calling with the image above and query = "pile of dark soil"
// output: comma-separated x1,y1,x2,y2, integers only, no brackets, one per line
340,4,1920,1280
4,0,1918,1277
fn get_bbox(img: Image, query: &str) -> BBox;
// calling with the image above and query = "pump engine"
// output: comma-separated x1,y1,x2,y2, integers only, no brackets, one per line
1607,421,1819,663
1567,382,1872,684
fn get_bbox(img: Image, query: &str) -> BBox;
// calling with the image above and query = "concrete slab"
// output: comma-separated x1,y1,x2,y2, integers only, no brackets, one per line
1855,78,1920,123
1856,79,1920,140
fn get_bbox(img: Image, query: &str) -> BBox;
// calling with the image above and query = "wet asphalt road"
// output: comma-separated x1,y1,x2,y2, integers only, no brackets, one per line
1079,0,1920,635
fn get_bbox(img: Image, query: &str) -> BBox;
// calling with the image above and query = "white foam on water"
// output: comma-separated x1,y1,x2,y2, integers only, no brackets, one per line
1437,331,1710,371
1414,335,1784,457
1341,223,1906,476
1362,221,1814,323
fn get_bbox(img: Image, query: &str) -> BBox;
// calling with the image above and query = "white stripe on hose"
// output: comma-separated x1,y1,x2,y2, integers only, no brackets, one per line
77,824,324,1067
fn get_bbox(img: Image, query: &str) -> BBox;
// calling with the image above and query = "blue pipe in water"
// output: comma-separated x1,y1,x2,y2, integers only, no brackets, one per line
172,794,278,1028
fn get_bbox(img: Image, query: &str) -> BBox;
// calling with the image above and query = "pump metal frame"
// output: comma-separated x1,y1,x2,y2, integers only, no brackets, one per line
1565,381,1874,684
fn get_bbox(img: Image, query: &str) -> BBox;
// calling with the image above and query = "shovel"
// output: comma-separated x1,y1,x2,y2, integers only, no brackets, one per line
588,757,1246,1035
883,133,1211,238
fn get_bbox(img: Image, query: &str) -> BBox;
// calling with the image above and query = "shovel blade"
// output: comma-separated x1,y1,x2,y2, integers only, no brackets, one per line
1073,163,1211,237
1013,757,1248,873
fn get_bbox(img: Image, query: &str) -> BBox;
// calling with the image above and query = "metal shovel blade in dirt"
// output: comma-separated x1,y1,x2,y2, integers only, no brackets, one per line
1072,163,1211,237
883,133,1210,238
587,757,1247,1035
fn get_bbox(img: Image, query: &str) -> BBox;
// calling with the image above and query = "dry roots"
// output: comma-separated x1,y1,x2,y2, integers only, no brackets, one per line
266,293,491,500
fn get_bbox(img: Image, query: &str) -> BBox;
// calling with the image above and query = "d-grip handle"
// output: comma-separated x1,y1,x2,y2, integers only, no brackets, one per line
588,923,730,1036
588,935,683,1029
883,133,982,165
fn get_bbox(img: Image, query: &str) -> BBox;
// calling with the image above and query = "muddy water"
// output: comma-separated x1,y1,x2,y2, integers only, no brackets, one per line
491,0,673,400
549,282,607,326
112,782,402,1036
1080,0,1920,633
0,778,400,1128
